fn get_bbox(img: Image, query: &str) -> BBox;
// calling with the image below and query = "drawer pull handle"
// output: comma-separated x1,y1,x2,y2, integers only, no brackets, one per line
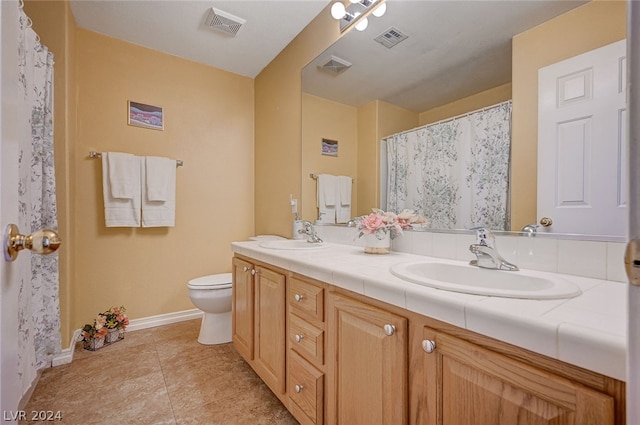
422,339,437,353
295,384,304,393
383,324,396,336
295,334,304,343
294,294,304,302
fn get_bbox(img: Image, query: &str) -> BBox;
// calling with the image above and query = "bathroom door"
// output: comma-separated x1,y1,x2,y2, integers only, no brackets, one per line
538,39,627,237
0,0,24,412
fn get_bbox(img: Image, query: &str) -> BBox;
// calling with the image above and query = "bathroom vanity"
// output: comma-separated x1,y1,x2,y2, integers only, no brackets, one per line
231,241,626,425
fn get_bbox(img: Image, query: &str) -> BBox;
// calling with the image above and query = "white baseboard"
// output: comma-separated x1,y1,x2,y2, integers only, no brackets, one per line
51,308,203,366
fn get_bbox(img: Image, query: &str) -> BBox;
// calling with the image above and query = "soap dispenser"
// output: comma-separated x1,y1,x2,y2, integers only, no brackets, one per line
291,196,304,240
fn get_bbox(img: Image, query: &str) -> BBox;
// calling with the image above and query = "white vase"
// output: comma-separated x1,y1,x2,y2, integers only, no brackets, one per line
364,232,391,254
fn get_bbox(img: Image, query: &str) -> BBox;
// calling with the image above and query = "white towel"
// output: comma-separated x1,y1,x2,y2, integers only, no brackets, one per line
338,176,352,206
141,157,176,227
317,174,336,224
102,154,141,227
336,176,352,223
145,156,175,201
106,152,137,199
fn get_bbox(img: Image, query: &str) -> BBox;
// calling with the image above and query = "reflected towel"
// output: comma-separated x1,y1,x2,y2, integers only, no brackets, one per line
317,174,336,224
102,153,141,227
141,157,176,227
336,175,352,223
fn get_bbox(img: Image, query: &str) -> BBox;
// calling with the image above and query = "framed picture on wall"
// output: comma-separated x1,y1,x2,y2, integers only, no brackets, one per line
322,138,338,156
128,101,164,131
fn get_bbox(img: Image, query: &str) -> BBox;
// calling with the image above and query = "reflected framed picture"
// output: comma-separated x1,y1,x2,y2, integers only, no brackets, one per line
128,101,164,131
322,138,338,156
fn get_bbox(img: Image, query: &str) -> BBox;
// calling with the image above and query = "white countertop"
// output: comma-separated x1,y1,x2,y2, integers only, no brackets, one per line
231,240,627,381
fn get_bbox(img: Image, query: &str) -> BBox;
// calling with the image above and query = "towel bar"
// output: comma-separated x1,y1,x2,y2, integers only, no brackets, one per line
89,151,183,167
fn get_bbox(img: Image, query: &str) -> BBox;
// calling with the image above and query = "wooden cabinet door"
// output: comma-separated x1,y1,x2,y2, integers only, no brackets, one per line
421,327,615,425
232,257,254,361
253,265,287,395
328,294,408,425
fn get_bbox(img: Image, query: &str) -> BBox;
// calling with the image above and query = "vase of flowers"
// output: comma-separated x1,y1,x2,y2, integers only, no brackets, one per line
355,208,429,254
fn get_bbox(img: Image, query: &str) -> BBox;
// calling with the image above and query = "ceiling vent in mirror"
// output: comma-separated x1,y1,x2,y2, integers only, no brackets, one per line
320,55,352,74
374,27,408,49
204,7,246,37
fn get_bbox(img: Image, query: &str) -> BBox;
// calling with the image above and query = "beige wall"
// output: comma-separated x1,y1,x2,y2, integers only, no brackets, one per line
24,0,76,345
419,83,512,126
255,4,341,237
511,0,626,230
72,30,255,328
301,93,358,222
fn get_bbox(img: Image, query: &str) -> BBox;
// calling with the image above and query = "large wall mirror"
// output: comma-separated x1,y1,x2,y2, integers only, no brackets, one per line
301,0,627,241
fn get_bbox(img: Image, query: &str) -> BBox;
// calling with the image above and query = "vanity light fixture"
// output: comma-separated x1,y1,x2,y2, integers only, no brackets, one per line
330,0,386,32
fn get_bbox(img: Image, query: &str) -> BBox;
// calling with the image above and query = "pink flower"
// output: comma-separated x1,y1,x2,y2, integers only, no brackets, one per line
359,213,386,234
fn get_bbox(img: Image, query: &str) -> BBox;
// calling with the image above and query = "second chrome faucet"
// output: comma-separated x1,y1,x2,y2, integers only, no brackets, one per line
469,227,519,271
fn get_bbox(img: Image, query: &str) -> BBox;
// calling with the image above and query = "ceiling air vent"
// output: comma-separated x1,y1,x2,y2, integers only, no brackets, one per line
320,55,352,74
204,7,246,37
374,27,408,49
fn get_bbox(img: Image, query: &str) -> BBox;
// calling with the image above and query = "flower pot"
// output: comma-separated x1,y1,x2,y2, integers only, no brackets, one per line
364,232,391,254
106,328,120,344
83,337,105,351
118,328,125,340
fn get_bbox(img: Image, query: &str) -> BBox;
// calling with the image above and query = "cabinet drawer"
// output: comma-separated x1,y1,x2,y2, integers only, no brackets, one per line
289,277,324,322
289,351,324,425
290,314,324,365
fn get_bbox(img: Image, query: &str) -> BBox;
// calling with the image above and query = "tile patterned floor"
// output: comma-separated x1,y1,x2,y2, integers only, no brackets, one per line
20,319,299,425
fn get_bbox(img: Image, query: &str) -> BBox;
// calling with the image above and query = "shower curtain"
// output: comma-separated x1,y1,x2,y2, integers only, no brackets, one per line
17,4,61,389
386,100,512,230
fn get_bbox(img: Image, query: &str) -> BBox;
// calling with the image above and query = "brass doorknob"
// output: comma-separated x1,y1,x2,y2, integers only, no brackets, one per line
4,224,61,262
539,217,553,227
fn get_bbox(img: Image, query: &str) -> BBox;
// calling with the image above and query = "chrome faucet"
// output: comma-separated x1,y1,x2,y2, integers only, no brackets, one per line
298,221,323,243
469,227,518,271
521,223,539,236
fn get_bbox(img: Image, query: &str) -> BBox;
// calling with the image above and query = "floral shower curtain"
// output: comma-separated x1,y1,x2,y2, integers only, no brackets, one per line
386,100,512,230
17,5,61,387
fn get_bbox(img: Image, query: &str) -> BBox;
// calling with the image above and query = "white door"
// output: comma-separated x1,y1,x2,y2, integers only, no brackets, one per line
538,39,627,237
1,0,23,413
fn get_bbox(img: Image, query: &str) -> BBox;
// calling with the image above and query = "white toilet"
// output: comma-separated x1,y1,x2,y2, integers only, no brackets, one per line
187,273,233,345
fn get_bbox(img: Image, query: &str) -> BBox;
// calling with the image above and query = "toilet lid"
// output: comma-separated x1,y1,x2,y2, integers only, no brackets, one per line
187,273,233,289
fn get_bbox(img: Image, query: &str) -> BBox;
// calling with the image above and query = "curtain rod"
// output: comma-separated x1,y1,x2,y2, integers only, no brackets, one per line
89,151,183,167
384,99,512,140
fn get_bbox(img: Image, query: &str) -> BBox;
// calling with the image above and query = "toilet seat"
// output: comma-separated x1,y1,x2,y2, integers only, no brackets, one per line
187,273,232,290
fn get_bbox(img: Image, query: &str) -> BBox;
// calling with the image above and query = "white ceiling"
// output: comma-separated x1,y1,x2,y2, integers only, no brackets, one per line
69,0,332,78
69,0,588,111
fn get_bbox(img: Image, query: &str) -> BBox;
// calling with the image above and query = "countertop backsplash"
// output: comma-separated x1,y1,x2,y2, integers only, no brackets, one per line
313,225,628,283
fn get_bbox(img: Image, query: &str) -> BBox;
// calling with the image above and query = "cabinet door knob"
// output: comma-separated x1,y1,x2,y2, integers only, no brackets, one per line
295,334,304,342
295,384,304,393
242,266,251,272
383,324,396,336
251,269,257,275
294,294,304,302
422,339,437,353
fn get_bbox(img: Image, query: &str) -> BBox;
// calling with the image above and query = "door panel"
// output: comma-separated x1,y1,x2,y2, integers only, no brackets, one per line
538,39,627,237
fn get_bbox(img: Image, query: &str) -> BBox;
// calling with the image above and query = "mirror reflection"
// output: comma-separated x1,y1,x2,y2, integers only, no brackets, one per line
301,0,627,240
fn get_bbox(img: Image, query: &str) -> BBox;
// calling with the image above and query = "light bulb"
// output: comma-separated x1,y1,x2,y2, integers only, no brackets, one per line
331,2,346,20
355,17,368,31
372,2,386,17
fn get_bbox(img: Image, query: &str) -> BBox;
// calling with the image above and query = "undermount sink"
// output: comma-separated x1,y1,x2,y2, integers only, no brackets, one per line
258,239,329,250
390,260,581,299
